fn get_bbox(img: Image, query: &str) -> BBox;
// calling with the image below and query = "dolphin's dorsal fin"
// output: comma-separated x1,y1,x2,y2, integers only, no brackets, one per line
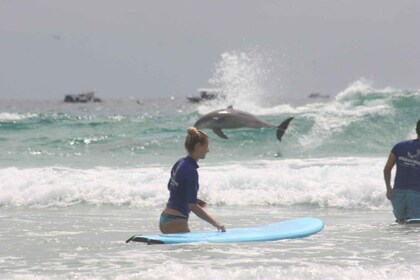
227,105,233,109
213,128,229,139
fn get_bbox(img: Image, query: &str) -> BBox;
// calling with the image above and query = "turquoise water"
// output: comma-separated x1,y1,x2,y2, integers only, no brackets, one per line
2,83,419,169
1,81,420,279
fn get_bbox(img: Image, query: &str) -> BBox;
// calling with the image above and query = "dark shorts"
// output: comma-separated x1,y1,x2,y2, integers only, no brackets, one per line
159,212,187,228
391,189,420,220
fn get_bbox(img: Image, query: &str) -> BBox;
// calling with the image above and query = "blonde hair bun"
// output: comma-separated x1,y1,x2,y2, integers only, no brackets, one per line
184,127,208,152
187,127,199,136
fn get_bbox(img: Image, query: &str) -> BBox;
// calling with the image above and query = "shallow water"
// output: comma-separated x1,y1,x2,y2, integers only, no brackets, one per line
1,206,419,279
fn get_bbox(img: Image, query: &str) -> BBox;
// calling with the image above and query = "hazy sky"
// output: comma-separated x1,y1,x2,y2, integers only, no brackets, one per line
1,0,419,100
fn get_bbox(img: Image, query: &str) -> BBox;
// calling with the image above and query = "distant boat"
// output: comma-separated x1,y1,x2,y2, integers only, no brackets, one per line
187,88,223,103
308,92,329,99
64,90,102,103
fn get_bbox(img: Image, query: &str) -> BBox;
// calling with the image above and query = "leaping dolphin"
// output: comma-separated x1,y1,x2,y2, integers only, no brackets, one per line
194,106,293,141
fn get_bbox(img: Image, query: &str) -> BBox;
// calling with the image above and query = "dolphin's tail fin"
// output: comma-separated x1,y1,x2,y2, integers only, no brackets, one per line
276,117,293,141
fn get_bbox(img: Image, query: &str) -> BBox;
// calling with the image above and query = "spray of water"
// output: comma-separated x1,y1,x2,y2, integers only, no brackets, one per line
199,47,289,114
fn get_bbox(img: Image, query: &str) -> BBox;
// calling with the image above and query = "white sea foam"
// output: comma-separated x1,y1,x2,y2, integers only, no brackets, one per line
3,263,419,280
0,157,390,210
113,263,420,280
0,166,168,208
0,112,38,121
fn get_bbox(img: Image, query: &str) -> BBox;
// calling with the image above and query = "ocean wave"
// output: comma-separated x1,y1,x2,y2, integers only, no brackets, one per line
193,79,419,158
0,112,38,121
0,157,391,210
198,77,419,115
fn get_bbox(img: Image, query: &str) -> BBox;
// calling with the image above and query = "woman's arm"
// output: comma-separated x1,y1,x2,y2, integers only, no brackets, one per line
383,152,396,200
189,203,226,232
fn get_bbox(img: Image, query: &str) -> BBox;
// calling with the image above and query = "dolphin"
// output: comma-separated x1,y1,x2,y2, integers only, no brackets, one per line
194,106,293,141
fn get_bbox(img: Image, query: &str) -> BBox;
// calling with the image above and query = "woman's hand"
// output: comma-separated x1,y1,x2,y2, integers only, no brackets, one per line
216,222,226,232
386,189,392,200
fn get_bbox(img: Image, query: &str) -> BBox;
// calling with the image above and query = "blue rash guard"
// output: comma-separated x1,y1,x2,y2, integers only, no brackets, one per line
166,156,199,218
391,139,420,192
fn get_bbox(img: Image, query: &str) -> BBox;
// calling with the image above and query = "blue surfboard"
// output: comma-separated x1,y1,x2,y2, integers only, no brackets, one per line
126,217,324,244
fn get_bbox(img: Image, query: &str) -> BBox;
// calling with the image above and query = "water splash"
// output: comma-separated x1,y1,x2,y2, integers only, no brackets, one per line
199,47,289,114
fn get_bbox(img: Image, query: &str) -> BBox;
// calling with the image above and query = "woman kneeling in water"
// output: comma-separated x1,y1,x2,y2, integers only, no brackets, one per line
160,127,226,233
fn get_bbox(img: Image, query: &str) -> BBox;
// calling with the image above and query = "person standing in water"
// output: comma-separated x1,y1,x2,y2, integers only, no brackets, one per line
160,127,226,233
384,119,420,222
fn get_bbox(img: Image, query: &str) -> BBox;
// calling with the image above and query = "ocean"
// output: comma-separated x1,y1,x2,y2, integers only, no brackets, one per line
1,80,420,279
